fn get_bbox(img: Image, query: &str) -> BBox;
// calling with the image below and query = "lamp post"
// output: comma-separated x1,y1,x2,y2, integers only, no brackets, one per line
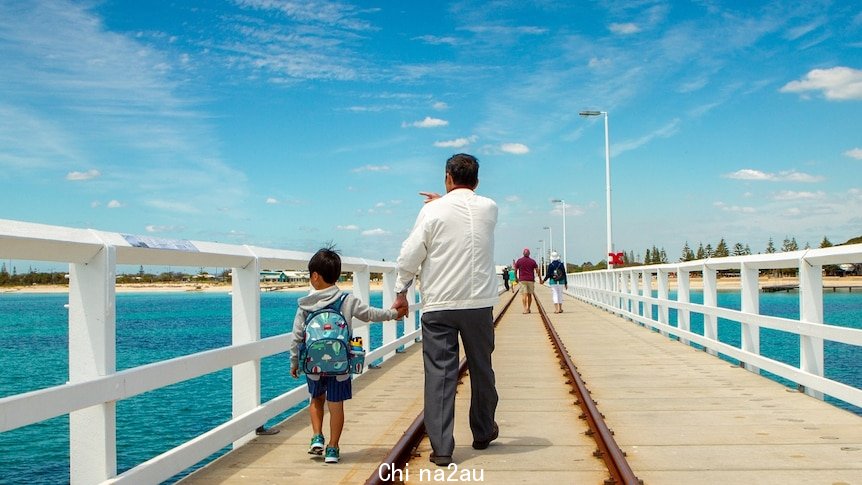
543,226,553,257
550,199,567,269
539,239,546,277
579,110,614,268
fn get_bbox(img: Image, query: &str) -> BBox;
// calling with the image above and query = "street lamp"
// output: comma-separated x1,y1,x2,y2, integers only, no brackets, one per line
579,110,614,268
543,226,553,256
550,199,567,269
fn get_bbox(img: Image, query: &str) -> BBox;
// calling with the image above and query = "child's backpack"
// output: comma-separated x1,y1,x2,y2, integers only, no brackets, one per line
552,262,565,281
300,294,356,376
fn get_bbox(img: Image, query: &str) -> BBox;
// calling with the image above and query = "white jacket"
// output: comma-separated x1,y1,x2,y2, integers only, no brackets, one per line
395,188,499,312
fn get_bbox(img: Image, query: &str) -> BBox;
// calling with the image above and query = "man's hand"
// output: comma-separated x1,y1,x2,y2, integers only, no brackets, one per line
419,191,441,204
290,364,299,379
392,292,409,318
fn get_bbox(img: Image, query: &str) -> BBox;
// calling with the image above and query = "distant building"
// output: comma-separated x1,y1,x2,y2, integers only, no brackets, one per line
260,270,310,284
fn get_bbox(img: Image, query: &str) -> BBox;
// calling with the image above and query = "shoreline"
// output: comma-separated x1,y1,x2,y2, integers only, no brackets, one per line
0,281,385,295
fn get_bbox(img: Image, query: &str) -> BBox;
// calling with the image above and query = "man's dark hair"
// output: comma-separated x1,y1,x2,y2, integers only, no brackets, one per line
308,246,341,284
446,153,479,188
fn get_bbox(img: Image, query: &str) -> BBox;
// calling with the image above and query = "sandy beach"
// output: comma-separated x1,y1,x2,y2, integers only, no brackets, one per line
0,280,386,294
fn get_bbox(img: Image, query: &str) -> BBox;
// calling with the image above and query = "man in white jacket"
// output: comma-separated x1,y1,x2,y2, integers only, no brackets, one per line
392,153,499,466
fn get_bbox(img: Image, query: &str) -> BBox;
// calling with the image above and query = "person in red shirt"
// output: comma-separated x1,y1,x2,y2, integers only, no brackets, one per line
513,248,541,313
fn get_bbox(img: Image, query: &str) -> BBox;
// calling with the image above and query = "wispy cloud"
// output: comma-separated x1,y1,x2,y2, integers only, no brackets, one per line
414,35,458,46
772,190,825,201
609,23,640,35
434,135,477,148
780,67,862,101
724,169,824,182
402,117,448,128
107,199,123,208
337,224,359,231
361,228,389,236
613,119,680,156
352,164,390,172
145,199,200,214
845,148,862,160
266,197,279,204
145,224,184,233
66,169,101,181
432,101,449,110
714,201,756,213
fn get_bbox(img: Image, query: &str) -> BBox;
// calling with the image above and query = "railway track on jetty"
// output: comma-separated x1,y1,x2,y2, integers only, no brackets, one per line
365,289,641,485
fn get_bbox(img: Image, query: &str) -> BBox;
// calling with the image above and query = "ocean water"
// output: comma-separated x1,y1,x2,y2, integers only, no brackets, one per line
1,289,860,484
0,290,400,485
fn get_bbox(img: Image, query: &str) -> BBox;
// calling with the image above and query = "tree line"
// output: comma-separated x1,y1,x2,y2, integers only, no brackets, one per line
565,234,862,274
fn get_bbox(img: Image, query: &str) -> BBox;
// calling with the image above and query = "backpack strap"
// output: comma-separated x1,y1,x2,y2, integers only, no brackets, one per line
331,292,348,312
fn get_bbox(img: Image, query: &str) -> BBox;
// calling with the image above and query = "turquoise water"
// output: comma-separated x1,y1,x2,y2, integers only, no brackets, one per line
1,290,860,484
0,290,400,485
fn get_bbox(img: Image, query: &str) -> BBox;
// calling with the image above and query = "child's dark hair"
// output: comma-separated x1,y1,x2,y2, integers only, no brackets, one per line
309,246,341,284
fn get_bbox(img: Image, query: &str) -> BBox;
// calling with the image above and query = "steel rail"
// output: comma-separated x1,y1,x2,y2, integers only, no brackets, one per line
534,296,642,485
365,289,519,485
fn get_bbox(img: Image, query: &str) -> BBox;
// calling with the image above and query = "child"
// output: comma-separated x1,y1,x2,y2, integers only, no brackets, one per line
289,247,407,464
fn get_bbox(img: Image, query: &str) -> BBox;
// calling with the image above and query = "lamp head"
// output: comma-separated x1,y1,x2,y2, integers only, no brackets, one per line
579,110,602,117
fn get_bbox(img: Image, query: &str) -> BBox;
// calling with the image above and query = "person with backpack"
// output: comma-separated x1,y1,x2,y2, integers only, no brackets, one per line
542,251,568,313
289,247,408,464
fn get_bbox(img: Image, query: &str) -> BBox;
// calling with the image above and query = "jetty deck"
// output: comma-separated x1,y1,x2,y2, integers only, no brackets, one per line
181,285,862,484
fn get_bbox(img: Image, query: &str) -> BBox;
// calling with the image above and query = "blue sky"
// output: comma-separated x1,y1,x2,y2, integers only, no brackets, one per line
1,0,861,270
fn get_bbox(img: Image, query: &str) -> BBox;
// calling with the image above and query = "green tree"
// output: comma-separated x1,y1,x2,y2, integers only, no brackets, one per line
732,242,746,256
766,238,776,254
696,243,706,260
681,242,695,261
820,237,833,248
714,239,729,258
782,237,799,252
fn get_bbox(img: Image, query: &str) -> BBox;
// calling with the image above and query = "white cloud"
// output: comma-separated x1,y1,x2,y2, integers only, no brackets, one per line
772,190,825,201
588,57,612,69
714,201,756,213
402,117,448,128
780,67,862,101
434,135,477,148
352,164,390,173
145,224,182,233
500,142,529,154
614,119,680,156
107,199,123,208
609,23,640,35
266,197,278,204
414,35,458,46
844,148,862,160
66,169,101,181
724,169,824,182
361,228,389,236
337,224,359,231
505,195,521,203
432,101,448,110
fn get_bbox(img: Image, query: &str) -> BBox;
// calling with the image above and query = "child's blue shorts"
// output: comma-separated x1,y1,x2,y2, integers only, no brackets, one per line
306,375,352,402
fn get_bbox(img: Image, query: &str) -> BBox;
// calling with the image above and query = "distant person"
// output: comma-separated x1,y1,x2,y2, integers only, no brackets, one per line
290,247,407,464
392,153,500,467
508,263,517,293
501,266,510,292
542,251,568,313
513,248,541,313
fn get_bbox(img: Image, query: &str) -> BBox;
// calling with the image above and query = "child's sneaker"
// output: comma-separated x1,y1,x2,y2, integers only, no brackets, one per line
308,434,325,455
324,446,340,464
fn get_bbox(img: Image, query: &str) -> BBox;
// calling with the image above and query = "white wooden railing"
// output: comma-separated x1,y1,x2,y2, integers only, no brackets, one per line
0,218,421,484
566,245,862,410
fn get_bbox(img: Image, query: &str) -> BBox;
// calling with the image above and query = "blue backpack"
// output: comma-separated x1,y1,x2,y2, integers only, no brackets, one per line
299,294,364,375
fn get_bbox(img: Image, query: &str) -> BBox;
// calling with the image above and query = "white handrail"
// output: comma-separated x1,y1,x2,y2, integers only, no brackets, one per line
0,218,420,484
565,245,862,410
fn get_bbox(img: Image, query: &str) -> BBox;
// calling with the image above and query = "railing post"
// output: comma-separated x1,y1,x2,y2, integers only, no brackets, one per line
740,262,761,374
677,270,691,345
232,256,261,447
407,284,420,336
381,270,397,360
799,257,824,399
68,244,117,484
641,269,652,327
702,266,718,356
352,268,371,361
657,269,669,336
629,271,639,320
